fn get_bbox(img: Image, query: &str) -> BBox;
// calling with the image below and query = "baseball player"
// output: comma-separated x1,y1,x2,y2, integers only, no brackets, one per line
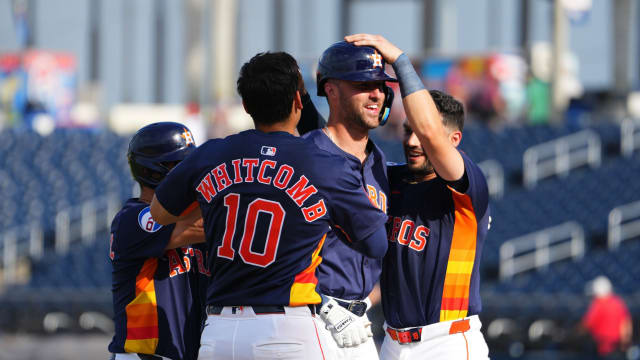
149,52,389,360
108,122,210,360
296,40,396,359
346,34,491,359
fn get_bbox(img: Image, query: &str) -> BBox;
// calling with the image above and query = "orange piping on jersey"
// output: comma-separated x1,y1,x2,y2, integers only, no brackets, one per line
440,189,477,322
124,258,159,353
179,201,199,217
331,224,353,243
289,234,326,306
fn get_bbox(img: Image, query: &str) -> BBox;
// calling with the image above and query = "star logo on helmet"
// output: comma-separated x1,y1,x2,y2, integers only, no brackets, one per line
181,128,195,146
369,52,383,68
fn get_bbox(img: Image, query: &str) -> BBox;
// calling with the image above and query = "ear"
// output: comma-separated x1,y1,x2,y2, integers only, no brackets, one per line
294,90,303,111
324,81,336,98
450,130,462,147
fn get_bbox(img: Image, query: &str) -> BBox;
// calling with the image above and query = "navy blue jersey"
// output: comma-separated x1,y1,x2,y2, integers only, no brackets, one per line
154,130,388,307
303,129,390,300
382,152,490,328
109,199,210,360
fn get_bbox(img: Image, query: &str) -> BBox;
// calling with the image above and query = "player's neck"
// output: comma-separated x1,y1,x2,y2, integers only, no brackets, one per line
139,187,154,204
410,172,437,183
325,121,370,163
255,110,299,135
255,119,297,135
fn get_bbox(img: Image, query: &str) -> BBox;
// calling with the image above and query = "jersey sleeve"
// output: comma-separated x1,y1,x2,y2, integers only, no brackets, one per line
111,207,175,259
155,144,204,216
324,158,389,256
457,151,490,219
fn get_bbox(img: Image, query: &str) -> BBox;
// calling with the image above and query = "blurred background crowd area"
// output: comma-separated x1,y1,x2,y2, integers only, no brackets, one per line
1,0,640,359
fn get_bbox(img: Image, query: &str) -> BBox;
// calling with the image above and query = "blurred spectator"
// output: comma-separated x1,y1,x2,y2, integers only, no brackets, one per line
581,276,632,359
525,74,550,125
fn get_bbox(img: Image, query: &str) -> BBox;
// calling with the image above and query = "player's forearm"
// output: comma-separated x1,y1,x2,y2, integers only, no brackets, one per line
150,195,181,225
166,219,205,249
393,53,442,143
394,54,465,181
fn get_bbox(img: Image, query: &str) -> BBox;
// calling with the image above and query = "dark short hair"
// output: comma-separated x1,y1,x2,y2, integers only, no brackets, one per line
237,52,301,125
429,90,464,131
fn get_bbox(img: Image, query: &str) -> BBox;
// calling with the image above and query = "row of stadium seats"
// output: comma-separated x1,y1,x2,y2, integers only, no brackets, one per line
459,121,622,188
490,240,640,298
0,128,134,230
483,155,640,267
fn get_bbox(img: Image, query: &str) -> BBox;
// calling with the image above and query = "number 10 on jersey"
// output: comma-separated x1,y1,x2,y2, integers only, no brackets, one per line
216,193,285,268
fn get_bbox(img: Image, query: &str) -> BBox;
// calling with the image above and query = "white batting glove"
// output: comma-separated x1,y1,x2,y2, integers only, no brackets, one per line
318,297,369,348
362,317,374,338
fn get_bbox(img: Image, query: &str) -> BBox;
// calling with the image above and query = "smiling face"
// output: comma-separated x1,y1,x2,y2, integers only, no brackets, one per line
402,121,433,177
328,79,386,131
402,120,462,181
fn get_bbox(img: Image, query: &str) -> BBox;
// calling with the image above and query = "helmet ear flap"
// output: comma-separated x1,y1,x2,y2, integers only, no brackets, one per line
379,85,394,126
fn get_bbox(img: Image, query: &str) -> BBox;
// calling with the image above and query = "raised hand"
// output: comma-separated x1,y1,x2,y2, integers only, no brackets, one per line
344,33,403,64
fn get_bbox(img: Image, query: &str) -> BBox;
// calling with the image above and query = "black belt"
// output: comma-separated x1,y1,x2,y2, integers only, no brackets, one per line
138,355,164,360
333,299,368,317
206,304,316,315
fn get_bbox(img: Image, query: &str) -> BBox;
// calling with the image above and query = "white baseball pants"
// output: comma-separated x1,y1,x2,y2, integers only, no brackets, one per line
379,315,489,360
197,305,328,360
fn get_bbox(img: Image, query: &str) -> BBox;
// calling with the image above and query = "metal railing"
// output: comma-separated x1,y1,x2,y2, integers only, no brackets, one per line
478,159,504,199
621,118,640,157
523,130,601,188
499,221,585,280
608,200,640,249
0,193,120,284
0,223,44,284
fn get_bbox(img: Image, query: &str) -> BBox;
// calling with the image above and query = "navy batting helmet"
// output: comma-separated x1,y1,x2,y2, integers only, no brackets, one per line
317,41,397,125
128,122,197,189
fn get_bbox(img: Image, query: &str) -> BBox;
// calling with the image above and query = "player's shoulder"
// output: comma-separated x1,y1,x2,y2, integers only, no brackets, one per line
301,144,354,177
301,129,332,150
301,128,323,140
368,139,387,161
111,199,167,238
458,150,487,181
113,198,147,223
193,137,226,154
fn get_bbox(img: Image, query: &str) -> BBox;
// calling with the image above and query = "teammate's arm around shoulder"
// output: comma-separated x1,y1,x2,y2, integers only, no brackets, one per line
345,34,464,181
150,195,205,249
150,194,180,225
165,207,205,249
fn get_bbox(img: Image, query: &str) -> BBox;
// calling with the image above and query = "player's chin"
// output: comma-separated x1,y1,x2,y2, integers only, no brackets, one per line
406,158,427,172
365,114,382,129
358,117,380,130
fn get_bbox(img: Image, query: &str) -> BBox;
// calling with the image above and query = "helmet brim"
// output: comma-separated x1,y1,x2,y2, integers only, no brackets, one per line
332,69,398,83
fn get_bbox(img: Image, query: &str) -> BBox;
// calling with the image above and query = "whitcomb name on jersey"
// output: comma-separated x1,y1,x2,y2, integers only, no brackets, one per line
195,157,327,223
